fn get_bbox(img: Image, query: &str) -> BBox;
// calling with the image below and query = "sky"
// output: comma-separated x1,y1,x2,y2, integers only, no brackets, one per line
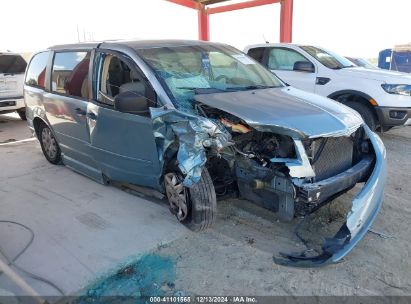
1,0,410,58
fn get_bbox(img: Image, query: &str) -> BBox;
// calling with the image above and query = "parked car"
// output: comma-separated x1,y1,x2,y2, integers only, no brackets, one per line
345,57,378,69
25,40,386,266
0,51,27,119
245,43,411,131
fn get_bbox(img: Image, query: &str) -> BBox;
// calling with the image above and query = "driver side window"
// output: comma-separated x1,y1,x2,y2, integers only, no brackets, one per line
268,48,310,71
93,52,156,111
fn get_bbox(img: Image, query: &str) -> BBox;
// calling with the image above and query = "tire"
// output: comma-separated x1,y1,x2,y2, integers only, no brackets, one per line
344,101,377,131
165,164,217,231
377,126,393,133
17,109,27,120
38,123,62,164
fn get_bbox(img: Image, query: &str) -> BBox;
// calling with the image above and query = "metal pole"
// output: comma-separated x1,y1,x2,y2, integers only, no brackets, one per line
280,0,293,43
0,258,46,304
198,6,210,41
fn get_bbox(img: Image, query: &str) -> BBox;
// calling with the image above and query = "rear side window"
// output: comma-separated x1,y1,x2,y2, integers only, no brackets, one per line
0,54,27,74
52,51,91,99
268,48,310,71
247,47,265,64
25,52,49,88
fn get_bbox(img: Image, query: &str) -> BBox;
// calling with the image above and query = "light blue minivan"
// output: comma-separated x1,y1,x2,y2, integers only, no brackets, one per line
24,40,386,266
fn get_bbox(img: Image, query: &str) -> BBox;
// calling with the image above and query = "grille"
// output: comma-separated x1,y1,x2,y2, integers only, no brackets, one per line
311,136,353,182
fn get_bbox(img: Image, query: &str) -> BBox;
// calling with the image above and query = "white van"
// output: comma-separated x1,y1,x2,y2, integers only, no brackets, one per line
0,52,27,119
245,44,411,131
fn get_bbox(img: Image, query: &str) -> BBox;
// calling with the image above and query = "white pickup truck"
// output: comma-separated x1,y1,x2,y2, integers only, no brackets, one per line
0,52,27,120
244,43,411,131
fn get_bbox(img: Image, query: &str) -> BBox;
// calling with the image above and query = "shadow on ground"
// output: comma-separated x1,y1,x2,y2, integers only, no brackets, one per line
0,113,32,143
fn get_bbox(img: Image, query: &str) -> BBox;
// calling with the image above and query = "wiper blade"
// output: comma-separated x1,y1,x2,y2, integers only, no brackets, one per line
176,87,206,90
176,85,279,94
176,87,228,94
226,85,278,90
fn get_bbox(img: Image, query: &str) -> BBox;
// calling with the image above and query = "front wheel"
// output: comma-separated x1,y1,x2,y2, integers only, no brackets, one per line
164,167,216,231
344,101,377,131
377,126,393,133
39,123,62,164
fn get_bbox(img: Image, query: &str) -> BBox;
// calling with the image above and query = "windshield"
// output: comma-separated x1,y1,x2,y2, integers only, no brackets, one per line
346,57,377,69
301,46,355,70
355,58,377,69
136,44,283,111
0,54,27,74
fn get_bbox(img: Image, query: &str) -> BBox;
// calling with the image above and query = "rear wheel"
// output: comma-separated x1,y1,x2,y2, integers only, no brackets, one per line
165,166,216,231
17,109,26,120
344,101,377,131
39,123,61,164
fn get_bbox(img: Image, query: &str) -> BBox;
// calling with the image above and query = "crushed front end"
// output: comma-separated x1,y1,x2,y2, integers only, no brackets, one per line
150,95,386,267
196,102,387,267
274,127,387,266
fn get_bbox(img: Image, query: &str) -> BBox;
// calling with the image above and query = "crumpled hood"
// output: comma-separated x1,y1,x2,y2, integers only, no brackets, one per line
194,87,363,138
339,67,411,83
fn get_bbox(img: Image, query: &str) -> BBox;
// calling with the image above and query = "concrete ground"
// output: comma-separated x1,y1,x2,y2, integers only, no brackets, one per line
0,112,410,297
0,113,187,296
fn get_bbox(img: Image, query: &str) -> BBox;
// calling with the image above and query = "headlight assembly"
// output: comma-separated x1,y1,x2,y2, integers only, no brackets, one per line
381,84,411,96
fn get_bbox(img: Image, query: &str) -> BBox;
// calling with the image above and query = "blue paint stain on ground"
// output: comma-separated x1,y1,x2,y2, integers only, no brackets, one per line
76,253,176,303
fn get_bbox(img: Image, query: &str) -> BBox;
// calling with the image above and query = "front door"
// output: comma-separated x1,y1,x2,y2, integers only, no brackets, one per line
267,47,317,92
87,50,161,188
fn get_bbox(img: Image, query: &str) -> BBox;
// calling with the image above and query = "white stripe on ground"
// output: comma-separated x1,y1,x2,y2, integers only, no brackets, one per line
0,138,37,146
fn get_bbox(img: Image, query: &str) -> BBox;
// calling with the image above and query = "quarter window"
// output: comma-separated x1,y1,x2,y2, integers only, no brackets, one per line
268,48,311,71
25,52,48,88
51,51,91,98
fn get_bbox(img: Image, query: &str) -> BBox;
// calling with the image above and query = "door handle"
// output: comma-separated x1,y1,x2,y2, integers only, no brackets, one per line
75,108,87,115
87,112,98,120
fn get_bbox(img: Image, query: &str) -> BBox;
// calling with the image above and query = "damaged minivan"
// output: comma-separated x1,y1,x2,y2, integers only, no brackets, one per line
25,40,386,266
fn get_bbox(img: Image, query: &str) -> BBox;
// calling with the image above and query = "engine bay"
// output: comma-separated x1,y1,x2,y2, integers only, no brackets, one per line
194,101,374,221
196,103,296,166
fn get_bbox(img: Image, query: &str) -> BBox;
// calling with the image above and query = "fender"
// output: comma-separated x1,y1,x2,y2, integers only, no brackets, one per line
31,109,52,138
327,90,376,105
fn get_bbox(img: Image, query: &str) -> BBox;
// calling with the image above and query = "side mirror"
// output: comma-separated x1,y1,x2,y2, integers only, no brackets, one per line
114,91,149,114
293,61,315,73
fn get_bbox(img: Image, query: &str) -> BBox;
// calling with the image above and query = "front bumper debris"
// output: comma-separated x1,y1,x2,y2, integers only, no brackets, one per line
274,126,387,267
296,155,374,213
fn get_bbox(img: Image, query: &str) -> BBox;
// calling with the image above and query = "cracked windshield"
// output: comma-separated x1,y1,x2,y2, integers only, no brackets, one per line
137,45,283,111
